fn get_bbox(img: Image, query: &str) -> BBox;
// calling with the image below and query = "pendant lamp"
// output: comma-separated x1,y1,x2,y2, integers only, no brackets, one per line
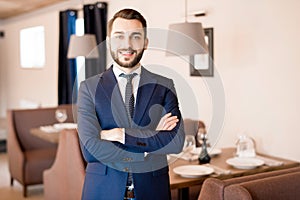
67,34,99,58
166,0,208,56
67,0,99,59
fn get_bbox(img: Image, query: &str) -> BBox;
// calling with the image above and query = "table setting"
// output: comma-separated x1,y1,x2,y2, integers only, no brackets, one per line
39,108,77,133
226,134,283,169
40,123,77,133
30,108,77,143
170,133,285,180
170,133,228,178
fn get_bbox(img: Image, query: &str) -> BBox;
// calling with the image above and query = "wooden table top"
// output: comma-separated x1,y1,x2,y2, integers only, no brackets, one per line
30,128,61,143
168,147,299,190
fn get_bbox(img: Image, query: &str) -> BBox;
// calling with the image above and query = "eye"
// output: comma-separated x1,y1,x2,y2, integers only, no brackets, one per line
113,34,124,40
132,34,142,40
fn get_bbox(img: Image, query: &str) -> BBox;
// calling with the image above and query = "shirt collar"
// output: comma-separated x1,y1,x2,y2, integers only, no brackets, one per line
112,63,141,78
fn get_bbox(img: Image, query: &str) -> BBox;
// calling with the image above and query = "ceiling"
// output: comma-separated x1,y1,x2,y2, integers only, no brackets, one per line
0,0,68,19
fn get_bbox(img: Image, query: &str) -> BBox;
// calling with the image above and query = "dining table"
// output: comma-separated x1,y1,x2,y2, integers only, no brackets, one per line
30,127,300,200
30,127,60,143
168,147,299,200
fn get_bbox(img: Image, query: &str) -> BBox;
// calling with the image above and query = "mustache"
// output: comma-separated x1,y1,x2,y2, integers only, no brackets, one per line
118,47,137,53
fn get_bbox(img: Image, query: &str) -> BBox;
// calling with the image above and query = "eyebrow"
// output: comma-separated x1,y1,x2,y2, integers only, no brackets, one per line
112,31,125,35
112,31,143,36
131,32,142,35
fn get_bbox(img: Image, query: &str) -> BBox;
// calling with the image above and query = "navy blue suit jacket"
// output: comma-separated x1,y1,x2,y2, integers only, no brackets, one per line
77,66,185,200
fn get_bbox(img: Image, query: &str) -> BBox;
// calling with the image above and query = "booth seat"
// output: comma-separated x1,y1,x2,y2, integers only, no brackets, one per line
7,104,74,197
43,129,86,200
198,166,300,200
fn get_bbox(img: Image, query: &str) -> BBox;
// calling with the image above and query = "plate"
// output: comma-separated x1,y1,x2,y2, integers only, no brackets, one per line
173,165,214,178
190,147,222,157
53,123,77,130
226,157,264,169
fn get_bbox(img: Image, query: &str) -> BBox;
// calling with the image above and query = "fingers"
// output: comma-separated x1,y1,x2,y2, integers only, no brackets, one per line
162,116,179,130
156,113,170,130
161,112,172,120
163,115,178,124
156,113,179,131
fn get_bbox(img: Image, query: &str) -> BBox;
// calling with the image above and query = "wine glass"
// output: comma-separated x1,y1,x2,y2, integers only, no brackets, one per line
55,109,68,123
182,135,196,162
183,135,196,153
197,131,211,148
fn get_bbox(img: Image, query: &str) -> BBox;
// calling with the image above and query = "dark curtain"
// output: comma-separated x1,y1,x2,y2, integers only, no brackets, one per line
83,2,107,78
58,10,78,105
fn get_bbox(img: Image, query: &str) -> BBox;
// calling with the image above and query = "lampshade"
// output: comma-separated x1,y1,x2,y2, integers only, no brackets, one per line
67,34,99,58
166,22,208,56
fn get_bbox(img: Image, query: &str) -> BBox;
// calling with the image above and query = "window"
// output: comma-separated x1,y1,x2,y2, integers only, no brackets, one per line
75,18,85,84
20,26,45,68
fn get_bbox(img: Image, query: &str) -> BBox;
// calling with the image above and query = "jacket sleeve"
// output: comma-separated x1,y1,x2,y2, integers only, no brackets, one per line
124,79,185,154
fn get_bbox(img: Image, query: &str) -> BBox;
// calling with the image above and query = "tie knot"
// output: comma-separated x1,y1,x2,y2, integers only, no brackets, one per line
120,73,137,82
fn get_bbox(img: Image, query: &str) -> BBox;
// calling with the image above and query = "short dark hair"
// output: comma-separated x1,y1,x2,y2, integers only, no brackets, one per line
107,8,147,38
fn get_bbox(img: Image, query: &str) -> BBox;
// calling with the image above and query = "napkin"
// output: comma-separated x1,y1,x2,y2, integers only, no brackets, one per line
256,155,284,167
40,126,58,133
53,123,77,130
169,152,198,161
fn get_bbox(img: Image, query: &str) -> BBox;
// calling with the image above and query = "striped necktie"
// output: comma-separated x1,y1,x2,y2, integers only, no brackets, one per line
120,73,138,200
120,73,137,119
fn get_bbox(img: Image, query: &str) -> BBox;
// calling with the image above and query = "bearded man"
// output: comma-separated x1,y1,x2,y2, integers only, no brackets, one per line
77,8,185,200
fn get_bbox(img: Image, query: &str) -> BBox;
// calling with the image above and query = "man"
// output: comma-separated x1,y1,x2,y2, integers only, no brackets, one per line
77,8,185,200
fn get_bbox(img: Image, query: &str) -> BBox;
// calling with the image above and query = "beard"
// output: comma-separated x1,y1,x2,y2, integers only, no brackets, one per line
110,47,145,68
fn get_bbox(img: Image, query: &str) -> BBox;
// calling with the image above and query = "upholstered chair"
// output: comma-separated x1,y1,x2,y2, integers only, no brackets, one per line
43,129,86,200
7,105,74,197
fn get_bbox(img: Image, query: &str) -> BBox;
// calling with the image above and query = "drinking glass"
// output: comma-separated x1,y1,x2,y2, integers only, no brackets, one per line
197,132,211,148
55,109,68,123
183,135,196,152
236,135,256,157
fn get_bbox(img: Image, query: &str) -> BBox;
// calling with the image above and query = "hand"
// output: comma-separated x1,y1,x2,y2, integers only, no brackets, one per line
156,113,179,131
100,128,124,144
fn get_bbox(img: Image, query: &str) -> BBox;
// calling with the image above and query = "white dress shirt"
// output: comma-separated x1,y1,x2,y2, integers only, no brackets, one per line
112,64,141,105
107,64,142,145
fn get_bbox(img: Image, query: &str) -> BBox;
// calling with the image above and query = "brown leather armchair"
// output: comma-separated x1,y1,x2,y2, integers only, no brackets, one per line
183,118,203,147
7,105,74,197
43,129,86,200
198,166,300,200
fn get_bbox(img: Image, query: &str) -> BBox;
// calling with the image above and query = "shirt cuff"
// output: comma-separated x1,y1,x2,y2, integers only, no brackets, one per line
121,128,125,144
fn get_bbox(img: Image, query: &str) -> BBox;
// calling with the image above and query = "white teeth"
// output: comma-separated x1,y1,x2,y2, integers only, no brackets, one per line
120,50,134,54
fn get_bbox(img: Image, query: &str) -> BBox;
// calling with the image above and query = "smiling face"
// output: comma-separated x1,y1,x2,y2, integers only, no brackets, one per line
109,18,148,70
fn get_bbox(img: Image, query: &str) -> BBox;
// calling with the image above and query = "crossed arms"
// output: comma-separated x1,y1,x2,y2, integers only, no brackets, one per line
77,76,185,164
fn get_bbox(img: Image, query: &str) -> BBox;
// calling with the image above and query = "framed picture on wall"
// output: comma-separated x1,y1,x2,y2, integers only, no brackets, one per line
190,28,214,77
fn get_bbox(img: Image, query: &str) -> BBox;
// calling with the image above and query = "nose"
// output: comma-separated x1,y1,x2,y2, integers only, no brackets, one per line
120,35,132,49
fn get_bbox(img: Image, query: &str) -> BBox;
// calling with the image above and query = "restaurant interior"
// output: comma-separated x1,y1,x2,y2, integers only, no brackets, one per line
0,0,300,199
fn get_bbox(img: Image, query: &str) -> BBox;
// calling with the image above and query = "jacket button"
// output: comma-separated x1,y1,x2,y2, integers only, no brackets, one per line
137,142,146,146
123,157,133,162
123,167,129,172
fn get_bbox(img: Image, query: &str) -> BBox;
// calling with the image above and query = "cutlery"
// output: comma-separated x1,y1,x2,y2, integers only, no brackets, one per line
256,155,283,166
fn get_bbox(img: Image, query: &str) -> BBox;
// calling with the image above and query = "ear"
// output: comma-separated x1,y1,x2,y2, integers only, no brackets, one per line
144,38,149,50
106,36,110,47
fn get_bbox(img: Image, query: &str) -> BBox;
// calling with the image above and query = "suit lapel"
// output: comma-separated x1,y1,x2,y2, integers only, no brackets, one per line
133,67,157,126
97,66,158,128
98,67,130,127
